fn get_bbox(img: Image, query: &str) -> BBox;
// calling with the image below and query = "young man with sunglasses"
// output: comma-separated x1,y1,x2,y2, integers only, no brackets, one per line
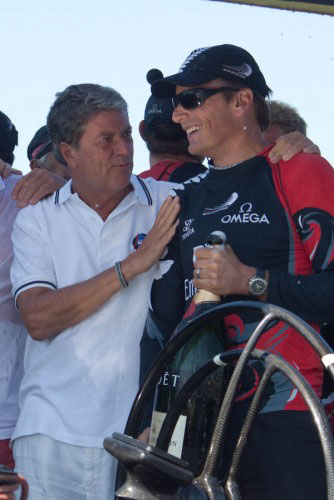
138,70,318,184
138,69,207,183
140,44,334,500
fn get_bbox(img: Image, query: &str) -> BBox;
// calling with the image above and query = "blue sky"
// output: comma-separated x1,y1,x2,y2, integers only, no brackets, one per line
1,0,333,173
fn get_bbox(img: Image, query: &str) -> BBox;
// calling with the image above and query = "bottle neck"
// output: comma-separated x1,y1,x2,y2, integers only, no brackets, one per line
194,289,220,304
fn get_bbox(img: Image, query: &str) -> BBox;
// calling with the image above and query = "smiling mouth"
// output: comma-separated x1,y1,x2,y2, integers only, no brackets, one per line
186,126,200,137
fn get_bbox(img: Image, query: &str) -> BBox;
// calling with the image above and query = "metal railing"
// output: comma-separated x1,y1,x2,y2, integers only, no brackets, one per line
107,301,334,499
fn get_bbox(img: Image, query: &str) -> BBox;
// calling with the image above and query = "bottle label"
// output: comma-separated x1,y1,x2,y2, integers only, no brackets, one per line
149,410,187,458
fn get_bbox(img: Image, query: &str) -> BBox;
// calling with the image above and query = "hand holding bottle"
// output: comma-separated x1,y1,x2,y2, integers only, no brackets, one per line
193,233,256,297
149,232,227,473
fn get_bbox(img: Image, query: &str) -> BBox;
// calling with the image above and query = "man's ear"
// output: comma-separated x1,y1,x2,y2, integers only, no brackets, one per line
60,142,76,169
29,159,40,171
233,88,253,117
139,120,147,141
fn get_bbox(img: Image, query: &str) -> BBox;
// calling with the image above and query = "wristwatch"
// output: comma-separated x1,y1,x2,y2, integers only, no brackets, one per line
248,268,268,297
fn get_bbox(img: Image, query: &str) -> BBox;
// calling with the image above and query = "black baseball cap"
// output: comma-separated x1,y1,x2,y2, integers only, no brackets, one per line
0,111,18,153
144,95,175,128
27,126,52,160
151,44,271,99
144,69,175,128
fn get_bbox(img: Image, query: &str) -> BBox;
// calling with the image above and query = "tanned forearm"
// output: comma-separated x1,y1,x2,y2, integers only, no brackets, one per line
17,195,181,341
18,251,148,340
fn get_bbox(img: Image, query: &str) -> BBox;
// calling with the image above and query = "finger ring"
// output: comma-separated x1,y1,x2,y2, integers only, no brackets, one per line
196,268,201,279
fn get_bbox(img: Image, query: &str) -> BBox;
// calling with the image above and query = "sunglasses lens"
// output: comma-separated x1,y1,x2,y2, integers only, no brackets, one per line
174,91,202,110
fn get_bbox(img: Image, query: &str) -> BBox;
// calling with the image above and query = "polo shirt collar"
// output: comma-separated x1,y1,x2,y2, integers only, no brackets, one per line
53,179,72,205
131,175,153,206
54,175,153,207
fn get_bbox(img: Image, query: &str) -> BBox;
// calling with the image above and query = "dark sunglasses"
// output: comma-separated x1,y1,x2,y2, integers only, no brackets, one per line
172,86,240,110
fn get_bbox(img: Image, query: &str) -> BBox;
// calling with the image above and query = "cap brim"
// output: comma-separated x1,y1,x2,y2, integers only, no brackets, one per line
152,71,219,98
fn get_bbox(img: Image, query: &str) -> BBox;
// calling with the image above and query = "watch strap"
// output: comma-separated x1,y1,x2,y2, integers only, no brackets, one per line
256,268,266,279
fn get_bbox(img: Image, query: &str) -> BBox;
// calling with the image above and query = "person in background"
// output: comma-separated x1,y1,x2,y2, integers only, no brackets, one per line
0,125,69,208
0,112,18,167
27,125,71,180
262,99,318,163
139,70,206,182
263,99,307,143
10,83,180,500
142,43,334,500
0,112,26,471
0,117,69,476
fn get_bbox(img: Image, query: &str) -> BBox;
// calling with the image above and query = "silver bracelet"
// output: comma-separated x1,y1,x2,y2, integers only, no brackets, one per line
115,261,129,288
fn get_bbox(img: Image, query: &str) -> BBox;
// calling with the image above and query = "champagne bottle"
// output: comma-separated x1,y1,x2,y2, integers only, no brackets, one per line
149,369,182,453
149,231,228,474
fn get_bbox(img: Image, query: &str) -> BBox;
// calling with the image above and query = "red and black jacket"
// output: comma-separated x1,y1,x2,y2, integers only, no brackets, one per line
141,147,334,413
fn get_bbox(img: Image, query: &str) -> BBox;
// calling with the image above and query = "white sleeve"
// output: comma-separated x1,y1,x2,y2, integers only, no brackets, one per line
10,206,57,307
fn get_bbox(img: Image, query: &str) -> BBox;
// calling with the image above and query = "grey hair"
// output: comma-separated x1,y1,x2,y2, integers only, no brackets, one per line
47,83,128,165
267,100,307,135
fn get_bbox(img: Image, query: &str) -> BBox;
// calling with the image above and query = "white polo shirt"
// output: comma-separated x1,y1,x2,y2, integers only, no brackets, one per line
0,175,26,439
10,174,175,448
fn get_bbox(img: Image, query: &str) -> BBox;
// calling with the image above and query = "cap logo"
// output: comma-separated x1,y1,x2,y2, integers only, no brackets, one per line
178,47,209,74
222,63,252,79
148,104,162,115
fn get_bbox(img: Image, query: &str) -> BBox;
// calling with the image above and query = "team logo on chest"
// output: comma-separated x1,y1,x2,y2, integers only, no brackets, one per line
132,233,147,249
221,202,270,224
182,219,195,240
203,192,239,215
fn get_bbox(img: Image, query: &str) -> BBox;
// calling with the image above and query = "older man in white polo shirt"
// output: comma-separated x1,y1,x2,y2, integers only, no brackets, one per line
10,83,180,499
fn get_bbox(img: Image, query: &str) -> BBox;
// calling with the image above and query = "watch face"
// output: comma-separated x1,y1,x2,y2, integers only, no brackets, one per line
249,277,267,296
